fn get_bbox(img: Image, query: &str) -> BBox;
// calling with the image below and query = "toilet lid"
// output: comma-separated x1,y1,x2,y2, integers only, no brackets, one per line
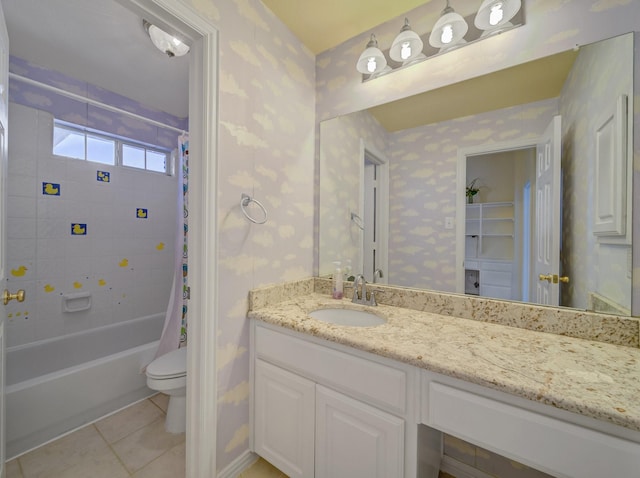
147,347,187,379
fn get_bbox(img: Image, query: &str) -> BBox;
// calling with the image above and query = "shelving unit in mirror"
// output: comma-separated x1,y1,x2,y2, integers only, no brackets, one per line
465,202,514,259
465,202,516,301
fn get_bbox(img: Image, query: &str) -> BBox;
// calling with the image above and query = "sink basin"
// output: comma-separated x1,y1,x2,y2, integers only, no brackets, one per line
308,308,385,327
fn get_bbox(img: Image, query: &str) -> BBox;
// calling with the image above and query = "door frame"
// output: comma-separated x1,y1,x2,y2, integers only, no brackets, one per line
0,1,7,473
456,138,539,294
116,1,218,476
359,140,389,282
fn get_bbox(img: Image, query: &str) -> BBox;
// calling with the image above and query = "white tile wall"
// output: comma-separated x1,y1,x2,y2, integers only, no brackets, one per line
6,102,178,347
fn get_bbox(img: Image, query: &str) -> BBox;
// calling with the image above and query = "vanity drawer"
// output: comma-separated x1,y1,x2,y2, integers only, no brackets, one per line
422,378,640,478
255,324,407,415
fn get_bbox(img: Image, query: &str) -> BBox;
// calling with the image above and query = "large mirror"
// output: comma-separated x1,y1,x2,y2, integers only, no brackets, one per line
319,32,634,315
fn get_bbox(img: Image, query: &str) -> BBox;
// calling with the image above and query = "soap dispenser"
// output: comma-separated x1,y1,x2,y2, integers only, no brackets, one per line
332,261,343,299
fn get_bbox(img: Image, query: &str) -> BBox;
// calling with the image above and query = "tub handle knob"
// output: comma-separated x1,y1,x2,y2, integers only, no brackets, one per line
3,289,25,305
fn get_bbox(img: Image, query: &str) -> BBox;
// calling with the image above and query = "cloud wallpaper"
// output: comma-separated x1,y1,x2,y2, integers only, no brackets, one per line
184,0,316,471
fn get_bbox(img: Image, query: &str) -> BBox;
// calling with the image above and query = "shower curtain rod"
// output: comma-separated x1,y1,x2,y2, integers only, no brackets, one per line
9,73,186,134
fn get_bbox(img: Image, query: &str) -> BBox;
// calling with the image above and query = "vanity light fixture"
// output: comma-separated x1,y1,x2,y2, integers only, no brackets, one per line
389,18,424,63
474,0,522,35
428,0,468,50
355,1,523,77
143,20,190,58
356,34,388,74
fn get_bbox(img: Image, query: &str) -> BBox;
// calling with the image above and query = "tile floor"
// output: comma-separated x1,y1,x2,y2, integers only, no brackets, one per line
6,394,185,478
240,458,455,478
239,458,289,477
5,395,455,478
238,458,455,478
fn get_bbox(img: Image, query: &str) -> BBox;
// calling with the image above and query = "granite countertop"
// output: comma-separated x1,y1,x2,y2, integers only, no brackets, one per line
248,293,640,433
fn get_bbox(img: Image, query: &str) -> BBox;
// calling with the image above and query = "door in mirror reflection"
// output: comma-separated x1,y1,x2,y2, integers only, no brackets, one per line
534,116,562,306
464,116,562,305
362,147,389,284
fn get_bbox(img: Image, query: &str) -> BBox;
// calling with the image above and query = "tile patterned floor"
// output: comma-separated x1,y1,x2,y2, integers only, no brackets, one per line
5,396,456,478
239,458,289,477
6,394,185,478
240,458,456,477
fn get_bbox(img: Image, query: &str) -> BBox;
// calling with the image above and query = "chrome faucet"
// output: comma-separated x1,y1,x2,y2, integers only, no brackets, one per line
352,274,377,306
373,268,384,283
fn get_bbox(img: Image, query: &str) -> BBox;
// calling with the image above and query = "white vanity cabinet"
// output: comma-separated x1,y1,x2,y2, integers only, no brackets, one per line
251,321,419,478
251,313,640,478
315,385,405,477
253,359,315,477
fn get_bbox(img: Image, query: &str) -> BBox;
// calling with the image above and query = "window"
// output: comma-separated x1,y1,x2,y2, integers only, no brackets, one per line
88,134,116,165
122,144,167,173
53,121,171,173
53,125,94,161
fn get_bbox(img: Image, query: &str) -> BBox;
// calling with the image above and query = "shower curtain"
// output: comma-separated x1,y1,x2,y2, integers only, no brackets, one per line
153,133,189,359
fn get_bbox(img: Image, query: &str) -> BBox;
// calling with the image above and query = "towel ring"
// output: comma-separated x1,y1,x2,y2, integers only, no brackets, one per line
241,193,268,224
351,212,364,230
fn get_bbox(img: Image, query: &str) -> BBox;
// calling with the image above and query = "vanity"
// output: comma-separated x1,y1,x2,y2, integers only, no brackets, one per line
248,279,640,478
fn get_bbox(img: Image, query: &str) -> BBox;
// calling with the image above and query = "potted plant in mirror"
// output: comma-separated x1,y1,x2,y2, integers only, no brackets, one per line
466,178,480,204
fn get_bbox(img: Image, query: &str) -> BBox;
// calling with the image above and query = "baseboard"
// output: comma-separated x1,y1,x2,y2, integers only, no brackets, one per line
217,450,259,478
440,455,495,478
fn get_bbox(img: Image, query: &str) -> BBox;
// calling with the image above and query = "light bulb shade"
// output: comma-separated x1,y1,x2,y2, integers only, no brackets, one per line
356,34,387,74
429,10,468,48
144,20,190,57
439,39,467,54
474,0,521,30
479,22,514,37
389,18,424,62
369,65,393,79
402,52,427,67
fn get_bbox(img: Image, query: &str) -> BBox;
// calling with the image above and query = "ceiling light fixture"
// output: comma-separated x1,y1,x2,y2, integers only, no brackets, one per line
474,0,522,35
356,34,387,75
143,20,190,58
428,0,468,49
389,18,424,63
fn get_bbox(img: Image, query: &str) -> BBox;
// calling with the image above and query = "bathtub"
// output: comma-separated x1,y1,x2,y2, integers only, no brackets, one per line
5,313,164,458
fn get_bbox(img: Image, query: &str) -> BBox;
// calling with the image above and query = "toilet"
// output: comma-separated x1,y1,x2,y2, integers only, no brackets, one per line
146,347,187,433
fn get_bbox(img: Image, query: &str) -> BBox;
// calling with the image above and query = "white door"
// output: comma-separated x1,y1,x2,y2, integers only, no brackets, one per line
534,116,562,305
0,2,8,474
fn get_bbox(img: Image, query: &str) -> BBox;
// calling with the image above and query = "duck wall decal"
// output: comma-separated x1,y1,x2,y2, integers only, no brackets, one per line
11,266,27,277
96,171,110,182
42,183,60,195
71,224,87,235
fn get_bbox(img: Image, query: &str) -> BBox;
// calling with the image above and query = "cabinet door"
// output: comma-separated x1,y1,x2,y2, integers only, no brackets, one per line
254,360,315,478
316,385,404,478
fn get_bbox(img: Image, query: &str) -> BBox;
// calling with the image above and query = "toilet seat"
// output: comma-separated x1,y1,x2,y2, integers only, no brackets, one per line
146,347,187,380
